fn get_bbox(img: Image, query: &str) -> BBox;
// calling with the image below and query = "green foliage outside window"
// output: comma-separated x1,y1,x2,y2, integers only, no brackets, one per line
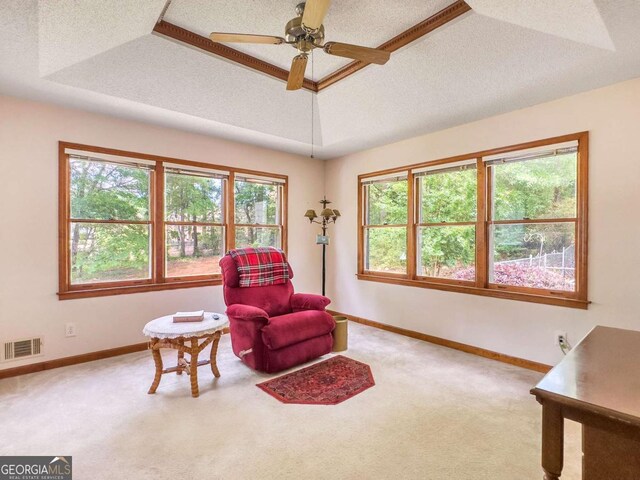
490,154,577,286
165,172,223,276
70,159,151,283
420,168,476,223
419,167,477,278
366,180,407,225
492,154,576,221
419,225,475,278
365,152,578,289
234,180,280,248
365,180,407,272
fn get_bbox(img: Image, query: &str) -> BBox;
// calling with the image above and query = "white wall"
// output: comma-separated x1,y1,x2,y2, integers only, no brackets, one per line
3,77,640,372
325,78,640,366
0,95,325,370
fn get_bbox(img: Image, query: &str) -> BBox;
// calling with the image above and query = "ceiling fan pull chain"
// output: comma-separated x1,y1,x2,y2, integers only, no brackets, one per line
311,50,314,158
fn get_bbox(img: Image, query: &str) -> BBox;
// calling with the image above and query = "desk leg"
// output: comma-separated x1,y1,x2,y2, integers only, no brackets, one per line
541,402,564,480
148,341,163,394
189,339,200,398
210,331,221,378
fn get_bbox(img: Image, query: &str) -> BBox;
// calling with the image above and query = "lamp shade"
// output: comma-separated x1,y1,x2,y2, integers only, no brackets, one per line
304,209,318,220
332,209,341,217
320,208,334,218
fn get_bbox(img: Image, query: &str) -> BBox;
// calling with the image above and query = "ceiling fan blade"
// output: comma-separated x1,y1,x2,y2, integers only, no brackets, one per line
209,32,285,45
301,0,331,31
323,42,390,65
287,54,308,91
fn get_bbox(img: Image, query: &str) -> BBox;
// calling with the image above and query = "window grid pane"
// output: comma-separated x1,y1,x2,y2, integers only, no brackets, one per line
235,226,281,249
234,181,280,225
417,225,476,280
165,172,223,224
419,166,476,224
489,222,576,291
365,180,408,226
365,226,407,274
490,152,577,221
70,223,151,284
165,225,224,277
70,158,150,222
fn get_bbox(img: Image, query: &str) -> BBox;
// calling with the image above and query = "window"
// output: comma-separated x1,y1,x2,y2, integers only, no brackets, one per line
415,160,477,281
233,175,285,249
362,176,408,274
164,166,226,279
487,145,578,292
68,157,152,285
59,143,288,299
358,132,588,308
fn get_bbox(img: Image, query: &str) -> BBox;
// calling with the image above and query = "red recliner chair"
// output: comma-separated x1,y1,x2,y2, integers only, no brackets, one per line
219,254,335,373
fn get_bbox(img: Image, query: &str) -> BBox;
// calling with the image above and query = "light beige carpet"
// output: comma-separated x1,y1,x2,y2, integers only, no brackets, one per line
0,322,581,479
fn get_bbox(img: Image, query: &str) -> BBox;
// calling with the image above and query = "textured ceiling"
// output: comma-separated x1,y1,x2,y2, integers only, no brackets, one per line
1,0,640,159
38,0,166,76
466,0,615,50
47,34,322,144
164,0,455,80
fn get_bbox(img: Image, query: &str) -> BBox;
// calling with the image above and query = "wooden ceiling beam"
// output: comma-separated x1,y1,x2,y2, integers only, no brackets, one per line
152,0,472,93
153,21,319,92
316,0,472,91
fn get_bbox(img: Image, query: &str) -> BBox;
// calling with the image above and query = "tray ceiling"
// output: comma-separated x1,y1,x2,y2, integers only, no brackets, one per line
163,0,456,81
1,0,640,159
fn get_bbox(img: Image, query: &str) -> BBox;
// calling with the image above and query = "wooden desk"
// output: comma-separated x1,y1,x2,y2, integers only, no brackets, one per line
531,326,640,480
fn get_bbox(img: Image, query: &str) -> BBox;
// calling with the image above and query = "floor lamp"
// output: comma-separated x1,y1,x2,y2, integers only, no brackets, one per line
304,197,340,296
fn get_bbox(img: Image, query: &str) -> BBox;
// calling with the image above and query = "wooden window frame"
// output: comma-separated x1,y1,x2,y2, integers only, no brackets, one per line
357,132,589,309
231,176,288,253
58,142,288,300
414,162,478,287
162,169,227,283
360,177,410,277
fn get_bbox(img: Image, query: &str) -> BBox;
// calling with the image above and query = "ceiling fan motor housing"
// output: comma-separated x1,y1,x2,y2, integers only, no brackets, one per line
286,3,325,53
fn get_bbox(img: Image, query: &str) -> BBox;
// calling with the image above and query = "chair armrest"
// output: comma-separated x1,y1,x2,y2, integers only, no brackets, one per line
291,293,331,312
226,304,269,322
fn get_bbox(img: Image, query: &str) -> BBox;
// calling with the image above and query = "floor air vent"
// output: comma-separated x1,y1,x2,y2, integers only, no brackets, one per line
3,338,42,361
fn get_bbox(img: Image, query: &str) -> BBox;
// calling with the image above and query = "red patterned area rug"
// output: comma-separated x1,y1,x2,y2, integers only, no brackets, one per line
257,355,375,405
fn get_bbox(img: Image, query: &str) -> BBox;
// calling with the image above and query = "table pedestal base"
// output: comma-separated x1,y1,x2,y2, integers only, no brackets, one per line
147,330,222,398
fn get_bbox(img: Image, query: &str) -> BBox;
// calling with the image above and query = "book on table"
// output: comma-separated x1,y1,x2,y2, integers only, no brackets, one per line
172,310,205,323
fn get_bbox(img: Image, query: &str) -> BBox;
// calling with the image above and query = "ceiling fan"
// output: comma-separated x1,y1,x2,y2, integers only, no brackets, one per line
209,0,391,91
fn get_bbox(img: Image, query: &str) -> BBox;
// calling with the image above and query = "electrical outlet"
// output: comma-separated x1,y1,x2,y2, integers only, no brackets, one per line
555,330,567,347
65,323,76,337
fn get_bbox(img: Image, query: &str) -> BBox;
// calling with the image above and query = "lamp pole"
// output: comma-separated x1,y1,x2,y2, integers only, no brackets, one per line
304,197,340,297
322,221,327,296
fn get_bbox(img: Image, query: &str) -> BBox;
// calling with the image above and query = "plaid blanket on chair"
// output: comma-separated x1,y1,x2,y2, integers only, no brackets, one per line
229,247,290,287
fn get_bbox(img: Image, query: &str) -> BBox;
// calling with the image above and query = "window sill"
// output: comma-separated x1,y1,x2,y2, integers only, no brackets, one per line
356,273,589,309
58,278,222,300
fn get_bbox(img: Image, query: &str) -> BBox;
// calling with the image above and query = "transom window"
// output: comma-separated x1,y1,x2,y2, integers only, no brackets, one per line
59,143,288,299
358,133,588,309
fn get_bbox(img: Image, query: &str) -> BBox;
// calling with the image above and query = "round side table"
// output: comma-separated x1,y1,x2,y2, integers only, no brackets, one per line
142,312,229,398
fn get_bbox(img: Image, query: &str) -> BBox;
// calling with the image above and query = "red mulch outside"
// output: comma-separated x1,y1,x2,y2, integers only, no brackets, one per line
256,356,375,405
165,256,222,277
